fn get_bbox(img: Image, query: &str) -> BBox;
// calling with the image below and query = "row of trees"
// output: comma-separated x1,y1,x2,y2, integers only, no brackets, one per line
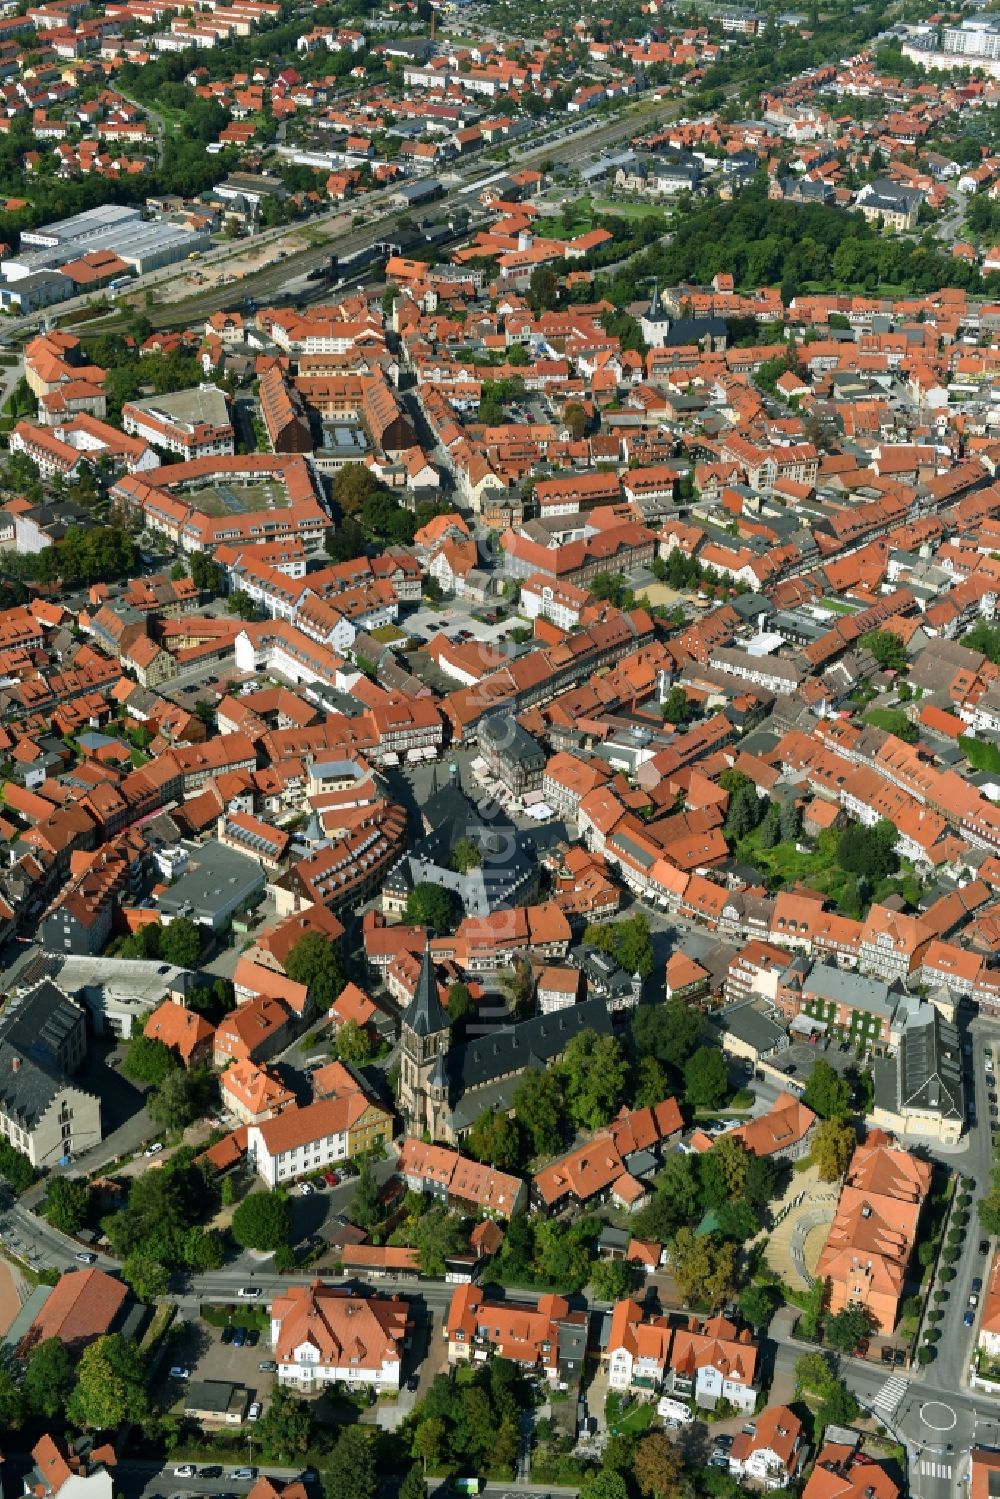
0,1333,148,1432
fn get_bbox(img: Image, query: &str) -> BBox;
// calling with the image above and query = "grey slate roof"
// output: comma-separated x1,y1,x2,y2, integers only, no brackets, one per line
448,998,613,1095
0,981,83,1126
401,942,450,1039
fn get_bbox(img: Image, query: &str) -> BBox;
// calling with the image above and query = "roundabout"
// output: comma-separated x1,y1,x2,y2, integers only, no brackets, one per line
919,1402,957,1434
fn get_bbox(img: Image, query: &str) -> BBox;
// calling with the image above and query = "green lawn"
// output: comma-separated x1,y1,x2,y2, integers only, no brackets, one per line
606,1392,655,1435
594,198,668,224
816,597,860,614
737,824,923,916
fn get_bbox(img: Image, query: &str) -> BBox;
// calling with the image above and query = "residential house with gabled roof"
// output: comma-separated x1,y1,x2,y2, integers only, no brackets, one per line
397,1137,526,1218
144,999,214,1069
604,1298,672,1393
270,1283,410,1390
666,1315,759,1413
445,1283,586,1387
728,1405,805,1489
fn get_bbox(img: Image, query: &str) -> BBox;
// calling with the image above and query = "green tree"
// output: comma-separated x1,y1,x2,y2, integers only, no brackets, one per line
661,685,691,725
44,1176,90,1235
590,1258,636,1303
400,1468,427,1499
528,263,559,315
700,1134,750,1207
226,590,256,620
802,1060,853,1120
405,882,455,932
563,401,589,440
285,931,346,1011
824,1303,872,1354
0,1363,23,1428
410,1204,467,1276
836,821,899,883
147,1067,212,1132
795,1350,837,1395
668,1228,737,1308
326,1425,377,1499
534,1218,592,1291
861,629,907,672
446,982,473,1031
230,1190,290,1251
633,999,702,1073
121,1253,170,1301
158,917,201,969
632,1153,701,1242
633,1433,685,1499
66,1335,148,1429
332,461,382,519
23,1337,73,1419
738,1284,776,1330
350,1160,382,1233
254,1387,313,1462
684,1047,729,1109
558,1030,628,1130
121,1031,176,1085
613,914,654,979
412,1415,447,1468
451,836,482,873
581,1472,629,1499
634,1055,668,1109
513,1068,563,1158
725,783,765,841
811,1117,856,1181
335,1018,373,1065
466,1108,522,1171
499,957,534,1020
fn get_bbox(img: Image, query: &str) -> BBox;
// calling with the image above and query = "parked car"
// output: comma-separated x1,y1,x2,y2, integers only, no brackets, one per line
230,1471,256,1482
221,1325,235,1343
237,1286,261,1299
144,1142,164,1157
248,1402,262,1422
970,1293,980,1308
199,1470,222,1480
713,1435,733,1451
965,1310,976,1327
299,1181,315,1196
982,1240,992,1254
168,1367,191,1380
258,1361,278,1373
246,1329,259,1347
75,1251,96,1264
233,1327,247,1348
174,1468,196,1479
323,1170,339,1186
974,1278,984,1294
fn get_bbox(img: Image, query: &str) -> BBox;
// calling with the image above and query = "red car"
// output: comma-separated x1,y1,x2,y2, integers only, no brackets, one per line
323,1170,339,1186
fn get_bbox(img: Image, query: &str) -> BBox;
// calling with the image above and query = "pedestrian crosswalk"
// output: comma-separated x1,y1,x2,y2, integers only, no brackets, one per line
870,1375,909,1419
918,1461,953,1480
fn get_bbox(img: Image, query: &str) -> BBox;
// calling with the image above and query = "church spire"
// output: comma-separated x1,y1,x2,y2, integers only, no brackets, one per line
401,936,450,1039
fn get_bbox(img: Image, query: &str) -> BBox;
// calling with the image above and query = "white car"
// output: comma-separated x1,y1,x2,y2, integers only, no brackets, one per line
169,1367,191,1380
173,1467,196,1479
299,1181,314,1196
248,1401,262,1422
144,1142,164,1157
75,1251,97,1264
237,1286,262,1299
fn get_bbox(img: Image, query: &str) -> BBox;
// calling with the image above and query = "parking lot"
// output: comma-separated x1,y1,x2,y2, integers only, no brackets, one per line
163,1309,274,1412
